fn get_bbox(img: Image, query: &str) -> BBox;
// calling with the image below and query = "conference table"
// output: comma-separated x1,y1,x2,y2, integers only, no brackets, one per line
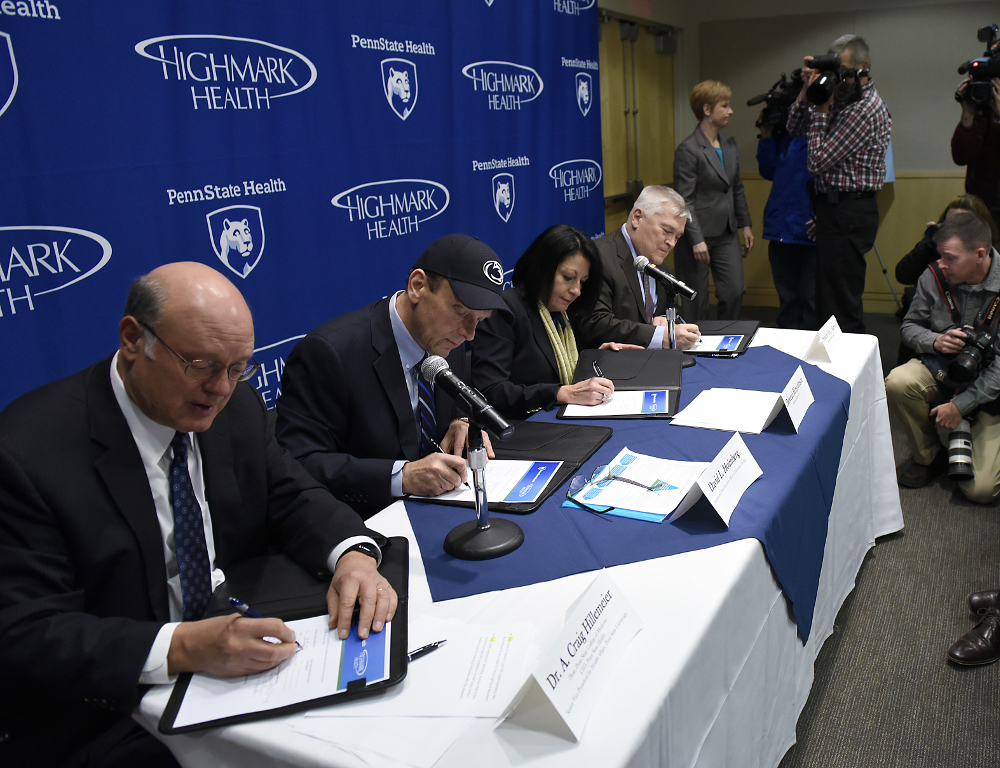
139,328,903,768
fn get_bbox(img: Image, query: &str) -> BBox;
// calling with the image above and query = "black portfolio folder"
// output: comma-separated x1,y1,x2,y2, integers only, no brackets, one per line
413,420,612,514
557,348,683,418
689,319,760,357
158,537,409,734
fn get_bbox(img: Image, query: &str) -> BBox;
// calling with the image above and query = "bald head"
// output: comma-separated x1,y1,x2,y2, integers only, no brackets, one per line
125,262,252,345
118,262,256,432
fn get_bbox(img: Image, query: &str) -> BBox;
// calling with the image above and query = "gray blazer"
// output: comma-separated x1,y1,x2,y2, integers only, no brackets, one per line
673,126,751,244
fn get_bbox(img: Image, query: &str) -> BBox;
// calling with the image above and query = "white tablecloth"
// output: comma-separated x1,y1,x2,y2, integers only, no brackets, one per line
139,330,903,768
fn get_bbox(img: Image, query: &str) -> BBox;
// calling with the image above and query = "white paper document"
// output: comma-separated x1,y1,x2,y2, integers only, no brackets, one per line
304,617,533,718
561,389,673,418
671,388,788,434
171,615,392,728
409,459,561,505
501,572,643,741
567,446,708,522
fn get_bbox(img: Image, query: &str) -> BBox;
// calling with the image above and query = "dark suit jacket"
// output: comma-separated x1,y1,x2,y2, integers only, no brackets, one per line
0,357,369,767
673,126,751,244
472,288,562,419
574,228,670,348
275,296,463,517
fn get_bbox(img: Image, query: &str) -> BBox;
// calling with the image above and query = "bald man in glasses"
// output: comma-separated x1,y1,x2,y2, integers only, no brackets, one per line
0,262,395,768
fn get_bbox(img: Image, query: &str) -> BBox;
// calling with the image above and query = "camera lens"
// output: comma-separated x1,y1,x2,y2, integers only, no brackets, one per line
948,420,974,481
806,73,838,105
949,348,982,382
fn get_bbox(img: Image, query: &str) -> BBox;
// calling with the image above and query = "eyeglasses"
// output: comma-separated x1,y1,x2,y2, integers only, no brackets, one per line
566,459,665,518
140,322,261,382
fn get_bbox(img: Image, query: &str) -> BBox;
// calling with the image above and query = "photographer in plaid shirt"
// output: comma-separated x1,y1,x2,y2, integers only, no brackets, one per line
787,34,892,334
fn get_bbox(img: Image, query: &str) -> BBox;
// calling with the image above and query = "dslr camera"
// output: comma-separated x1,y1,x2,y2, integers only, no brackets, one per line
803,53,864,106
956,24,1000,111
948,323,1000,383
747,70,804,134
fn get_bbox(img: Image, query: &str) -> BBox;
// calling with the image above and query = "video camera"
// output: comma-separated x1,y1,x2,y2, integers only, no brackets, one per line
803,53,865,106
747,71,803,134
956,24,1000,112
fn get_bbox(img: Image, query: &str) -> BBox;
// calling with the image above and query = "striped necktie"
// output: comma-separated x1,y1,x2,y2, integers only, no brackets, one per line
416,358,437,457
169,432,213,621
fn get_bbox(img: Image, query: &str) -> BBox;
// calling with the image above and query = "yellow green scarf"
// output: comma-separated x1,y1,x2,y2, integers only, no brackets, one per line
537,299,578,386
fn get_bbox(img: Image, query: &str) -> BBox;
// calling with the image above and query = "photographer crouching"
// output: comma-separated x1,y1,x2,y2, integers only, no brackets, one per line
787,34,891,334
886,212,1000,502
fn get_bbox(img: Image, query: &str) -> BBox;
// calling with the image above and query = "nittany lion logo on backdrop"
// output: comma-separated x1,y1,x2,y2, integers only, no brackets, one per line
206,205,265,279
575,72,592,117
382,58,418,120
0,32,18,120
492,173,515,223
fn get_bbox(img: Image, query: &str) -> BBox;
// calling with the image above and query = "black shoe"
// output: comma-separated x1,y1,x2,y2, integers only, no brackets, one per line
947,606,1000,665
968,589,1000,615
896,453,946,488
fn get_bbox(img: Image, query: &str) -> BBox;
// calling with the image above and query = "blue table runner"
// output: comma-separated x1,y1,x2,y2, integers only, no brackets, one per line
404,345,850,642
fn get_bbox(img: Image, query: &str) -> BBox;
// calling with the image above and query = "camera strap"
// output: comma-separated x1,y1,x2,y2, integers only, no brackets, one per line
928,262,1000,329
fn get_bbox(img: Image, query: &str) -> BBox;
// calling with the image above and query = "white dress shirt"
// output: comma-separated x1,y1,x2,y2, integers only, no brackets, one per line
110,353,379,684
621,223,668,350
388,290,432,497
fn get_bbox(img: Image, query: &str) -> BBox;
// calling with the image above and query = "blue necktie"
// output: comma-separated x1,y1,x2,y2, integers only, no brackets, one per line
169,432,213,621
416,359,436,457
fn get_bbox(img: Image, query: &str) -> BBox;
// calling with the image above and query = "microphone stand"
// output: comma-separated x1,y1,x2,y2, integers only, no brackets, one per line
443,418,524,560
663,283,696,368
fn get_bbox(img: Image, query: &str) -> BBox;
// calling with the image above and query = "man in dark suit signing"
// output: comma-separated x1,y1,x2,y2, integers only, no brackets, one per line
0,262,395,768
275,234,509,518
576,185,702,351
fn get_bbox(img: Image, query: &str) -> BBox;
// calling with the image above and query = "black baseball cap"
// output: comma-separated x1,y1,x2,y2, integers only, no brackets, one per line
412,234,509,314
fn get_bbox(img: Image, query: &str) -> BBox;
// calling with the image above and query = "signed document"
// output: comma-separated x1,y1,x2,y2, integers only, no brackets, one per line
171,615,392,728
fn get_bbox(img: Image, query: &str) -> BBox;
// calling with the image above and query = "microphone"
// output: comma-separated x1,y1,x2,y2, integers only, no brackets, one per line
420,356,514,440
634,255,698,300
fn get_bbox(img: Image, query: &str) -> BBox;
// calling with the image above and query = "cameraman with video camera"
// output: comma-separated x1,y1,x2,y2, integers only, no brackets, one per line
952,25,1000,229
886,212,1000,502
787,34,891,334
752,71,816,330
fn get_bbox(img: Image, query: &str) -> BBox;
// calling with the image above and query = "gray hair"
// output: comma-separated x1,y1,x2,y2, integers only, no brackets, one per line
829,34,870,68
122,273,167,358
630,185,691,221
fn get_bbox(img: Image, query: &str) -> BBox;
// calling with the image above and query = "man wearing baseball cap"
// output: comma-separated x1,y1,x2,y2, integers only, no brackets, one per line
275,234,509,518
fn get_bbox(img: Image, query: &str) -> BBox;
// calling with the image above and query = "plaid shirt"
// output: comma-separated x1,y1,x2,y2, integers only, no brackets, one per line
787,80,891,194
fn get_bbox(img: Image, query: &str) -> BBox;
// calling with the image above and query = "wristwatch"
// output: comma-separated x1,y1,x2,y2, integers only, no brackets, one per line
340,541,380,563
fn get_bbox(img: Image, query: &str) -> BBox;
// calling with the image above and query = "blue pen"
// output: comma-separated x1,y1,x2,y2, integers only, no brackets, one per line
230,597,302,648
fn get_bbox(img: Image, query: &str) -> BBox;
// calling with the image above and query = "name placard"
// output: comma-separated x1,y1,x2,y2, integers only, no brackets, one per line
805,315,842,363
696,433,762,526
500,572,643,741
781,366,815,432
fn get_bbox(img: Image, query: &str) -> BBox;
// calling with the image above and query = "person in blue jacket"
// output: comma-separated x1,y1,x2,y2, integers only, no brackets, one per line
757,110,816,329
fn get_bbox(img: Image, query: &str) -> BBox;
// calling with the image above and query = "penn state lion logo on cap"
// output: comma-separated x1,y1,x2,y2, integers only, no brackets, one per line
0,32,18,120
492,173,515,223
483,260,504,286
382,58,418,121
576,72,592,117
207,205,266,279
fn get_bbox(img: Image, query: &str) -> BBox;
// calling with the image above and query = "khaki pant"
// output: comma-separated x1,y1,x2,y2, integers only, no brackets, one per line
885,358,1000,504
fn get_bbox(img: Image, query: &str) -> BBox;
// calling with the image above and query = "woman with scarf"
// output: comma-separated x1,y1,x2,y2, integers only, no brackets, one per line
472,224,637,420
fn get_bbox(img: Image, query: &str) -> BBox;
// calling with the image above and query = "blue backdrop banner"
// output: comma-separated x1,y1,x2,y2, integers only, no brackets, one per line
0,0,603,408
